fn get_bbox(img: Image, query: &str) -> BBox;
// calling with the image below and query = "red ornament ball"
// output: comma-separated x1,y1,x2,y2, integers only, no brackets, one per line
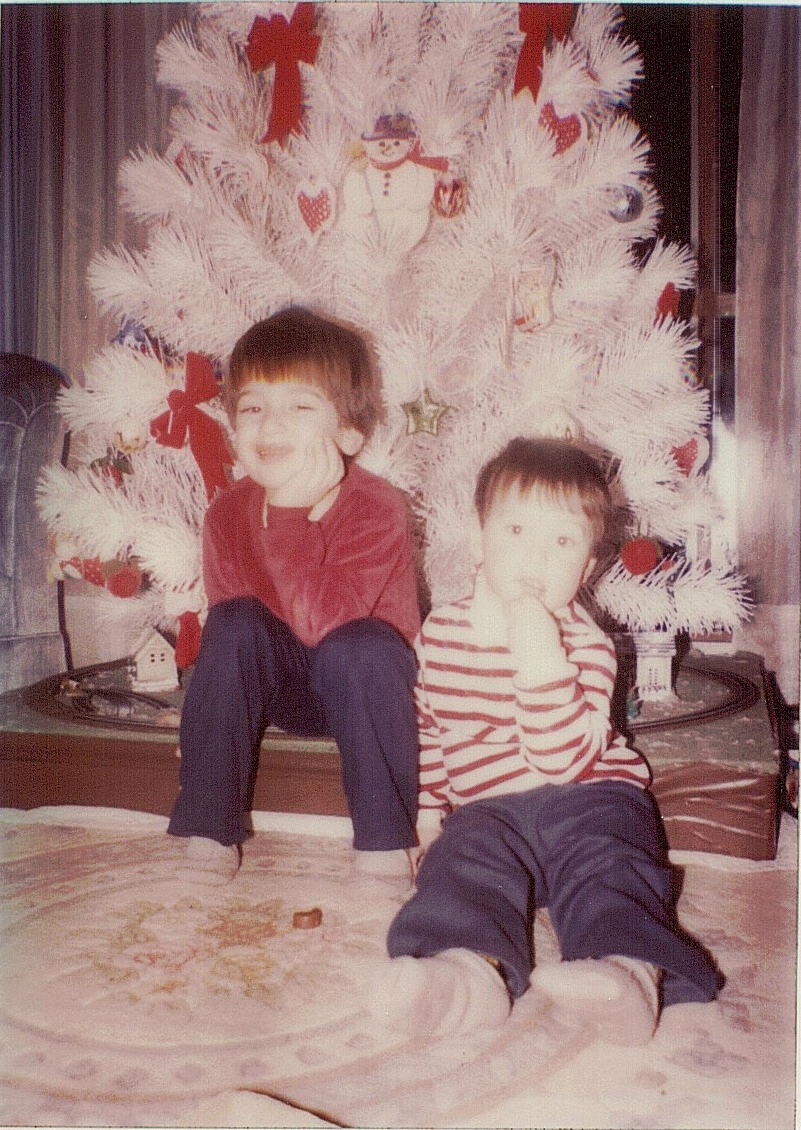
620,537,661,575
104,561,142,598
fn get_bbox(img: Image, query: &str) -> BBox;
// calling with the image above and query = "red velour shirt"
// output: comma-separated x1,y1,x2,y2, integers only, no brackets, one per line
202,463,421,647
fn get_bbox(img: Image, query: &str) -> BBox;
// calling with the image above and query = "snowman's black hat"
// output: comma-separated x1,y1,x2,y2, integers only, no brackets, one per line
362,113,417,141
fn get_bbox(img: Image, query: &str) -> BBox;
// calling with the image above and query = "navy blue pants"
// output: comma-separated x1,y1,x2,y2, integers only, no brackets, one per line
387,782,721,1006
168,597,418,850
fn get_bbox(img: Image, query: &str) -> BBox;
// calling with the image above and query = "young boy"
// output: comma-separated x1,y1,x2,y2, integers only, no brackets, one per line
372,437,720,1043
168,307,421,882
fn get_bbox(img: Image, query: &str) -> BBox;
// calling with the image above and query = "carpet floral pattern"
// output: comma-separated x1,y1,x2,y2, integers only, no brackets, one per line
0,810,797,1128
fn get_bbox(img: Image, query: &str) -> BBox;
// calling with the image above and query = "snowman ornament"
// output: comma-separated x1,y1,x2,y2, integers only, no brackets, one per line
340,114,448,256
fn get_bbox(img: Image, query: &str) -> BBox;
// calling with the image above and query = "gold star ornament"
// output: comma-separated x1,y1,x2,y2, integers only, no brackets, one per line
401,387,451,436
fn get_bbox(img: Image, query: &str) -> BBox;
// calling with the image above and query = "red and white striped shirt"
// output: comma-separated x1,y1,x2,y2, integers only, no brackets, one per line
416,581,650,815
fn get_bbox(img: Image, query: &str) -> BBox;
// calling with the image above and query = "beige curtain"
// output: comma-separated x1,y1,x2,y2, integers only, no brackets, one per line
29,4,187,383
734,6,800,698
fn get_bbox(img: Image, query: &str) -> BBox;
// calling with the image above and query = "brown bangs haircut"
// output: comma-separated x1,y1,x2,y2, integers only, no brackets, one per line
474,437,612,550
227,307,380,440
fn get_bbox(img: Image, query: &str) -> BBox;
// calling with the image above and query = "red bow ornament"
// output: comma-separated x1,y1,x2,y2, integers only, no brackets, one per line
514,3,574,101
150,352,232,501
246,4,320,145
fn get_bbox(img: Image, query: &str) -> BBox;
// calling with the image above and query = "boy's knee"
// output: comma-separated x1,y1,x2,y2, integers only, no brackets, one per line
421,805,495,870
201,596,289,659
314,618,415,681
203,596,275,645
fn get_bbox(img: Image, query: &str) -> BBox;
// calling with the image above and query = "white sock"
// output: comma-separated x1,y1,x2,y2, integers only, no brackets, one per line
180,836,241,885
354,848,414,881
530,955,660,1045
370,948,510,1039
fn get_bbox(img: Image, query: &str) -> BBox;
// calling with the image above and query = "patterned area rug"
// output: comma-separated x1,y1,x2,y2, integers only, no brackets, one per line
0,808,797,1129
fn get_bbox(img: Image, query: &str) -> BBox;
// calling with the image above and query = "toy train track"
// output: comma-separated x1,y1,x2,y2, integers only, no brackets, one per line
628,659,760,732
23,660,183,736
23,656,762,738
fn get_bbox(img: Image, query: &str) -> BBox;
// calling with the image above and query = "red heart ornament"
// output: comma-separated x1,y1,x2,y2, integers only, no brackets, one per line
655,281,680,323
296,181,333,236
539,102,583,154
672,435,710,477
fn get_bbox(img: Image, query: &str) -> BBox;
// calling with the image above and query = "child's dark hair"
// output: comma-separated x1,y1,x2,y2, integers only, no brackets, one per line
227,307,380,439
474,437,612,549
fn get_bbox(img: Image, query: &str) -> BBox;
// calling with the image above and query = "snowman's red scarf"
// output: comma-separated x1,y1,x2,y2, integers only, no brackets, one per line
367,142,449,173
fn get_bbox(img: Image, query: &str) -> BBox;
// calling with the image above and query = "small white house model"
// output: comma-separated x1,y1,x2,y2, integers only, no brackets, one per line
130,630,179,692
632,630,677,702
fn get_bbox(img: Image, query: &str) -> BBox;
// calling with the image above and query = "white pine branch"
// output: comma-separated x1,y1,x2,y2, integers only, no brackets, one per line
156,17,251,100
118,148,195,223
595,556,751,633
36,464,137,559
57,346,172,442
671,560,753,633
132,224,252,359
88,244,163,331
572,4,643,108
594,559,679,631
539,37,598,117
406,3,521,160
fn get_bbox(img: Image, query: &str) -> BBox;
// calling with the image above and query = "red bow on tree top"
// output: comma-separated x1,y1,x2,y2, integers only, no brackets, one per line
150,352,232,501
246,4,320,145
514,3,574,101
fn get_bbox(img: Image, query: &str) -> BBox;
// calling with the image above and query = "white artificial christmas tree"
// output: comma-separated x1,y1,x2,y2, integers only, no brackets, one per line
36,1,750,696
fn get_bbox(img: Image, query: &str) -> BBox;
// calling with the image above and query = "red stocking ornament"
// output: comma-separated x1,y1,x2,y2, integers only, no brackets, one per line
175,610,203,669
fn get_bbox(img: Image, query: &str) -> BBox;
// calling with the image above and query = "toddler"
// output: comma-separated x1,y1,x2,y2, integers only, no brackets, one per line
169,307,421,881
373,437,720,1043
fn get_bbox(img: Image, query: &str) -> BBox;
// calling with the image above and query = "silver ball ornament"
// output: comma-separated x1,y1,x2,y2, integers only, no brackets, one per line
606,185,644,223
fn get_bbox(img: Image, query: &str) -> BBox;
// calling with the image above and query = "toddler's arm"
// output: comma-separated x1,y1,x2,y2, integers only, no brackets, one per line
505,593,576,685
505,597,614,783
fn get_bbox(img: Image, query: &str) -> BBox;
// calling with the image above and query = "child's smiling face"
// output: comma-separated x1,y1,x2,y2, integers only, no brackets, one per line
233,366,362,502
478,481,597,612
